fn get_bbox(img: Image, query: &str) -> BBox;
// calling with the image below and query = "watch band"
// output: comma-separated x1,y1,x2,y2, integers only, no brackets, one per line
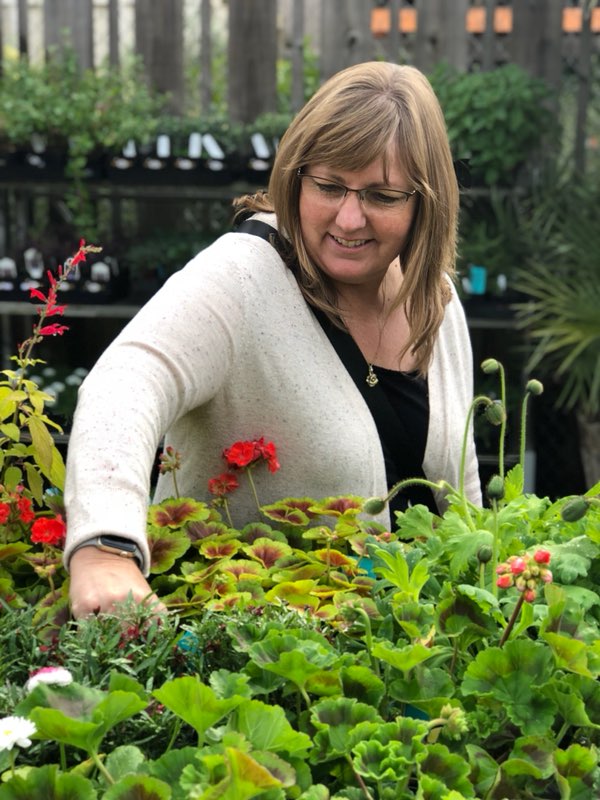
71,535,144,569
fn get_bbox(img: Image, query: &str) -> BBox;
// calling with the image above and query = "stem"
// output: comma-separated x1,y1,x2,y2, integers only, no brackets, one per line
345,754,375,800
519,391,531,484
499,593,525,647
164,717,181,755
171,471,180,499
459,395,491,497
353,605,379,677
555,721,570,747
91,749,115,785
59,743,67,772
479,561,486,590
222,497,234,528
245,469,262,514
490,499,500,598
498,364,507,479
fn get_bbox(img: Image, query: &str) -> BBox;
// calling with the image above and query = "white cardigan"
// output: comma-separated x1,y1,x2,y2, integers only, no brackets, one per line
64,220,481,574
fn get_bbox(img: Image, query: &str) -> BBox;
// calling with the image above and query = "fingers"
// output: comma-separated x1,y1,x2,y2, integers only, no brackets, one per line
68,546,167,619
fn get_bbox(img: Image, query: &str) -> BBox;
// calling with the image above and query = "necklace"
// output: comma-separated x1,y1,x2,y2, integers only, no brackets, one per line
364,278,390,388
366,363,379,388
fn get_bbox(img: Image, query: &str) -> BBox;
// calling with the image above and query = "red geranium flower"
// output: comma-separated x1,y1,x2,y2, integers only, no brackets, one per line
17,497,35,524
223,437,280,473
208,472,240,497
30,515,66,547
0,502,10,524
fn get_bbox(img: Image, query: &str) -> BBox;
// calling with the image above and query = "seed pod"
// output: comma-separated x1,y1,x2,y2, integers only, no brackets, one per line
487,474,505,501
561,496,589,523
363,497,386,515
485,400,507,426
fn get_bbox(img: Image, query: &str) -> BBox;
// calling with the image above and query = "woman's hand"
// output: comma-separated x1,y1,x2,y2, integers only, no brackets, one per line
68,546,166,619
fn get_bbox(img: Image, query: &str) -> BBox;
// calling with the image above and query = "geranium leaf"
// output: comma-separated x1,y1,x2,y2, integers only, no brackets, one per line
147,527,191,574
340,664,385,707
243,537,292,567
542,632,594,678
418,743,474,795
153,676,243,743
146,746,199,787
229,698,311,756
148,497,210,529
102,774,172,799
264,580,320,609
371,641,444,672
554,743,599,800
508,734,561,780
461,640,557,734
0,764,96,799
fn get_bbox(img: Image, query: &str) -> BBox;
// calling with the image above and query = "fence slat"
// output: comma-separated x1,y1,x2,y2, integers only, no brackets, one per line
135,0,184,114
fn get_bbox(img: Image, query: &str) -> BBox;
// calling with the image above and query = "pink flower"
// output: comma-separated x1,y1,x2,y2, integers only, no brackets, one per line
496,574,513,589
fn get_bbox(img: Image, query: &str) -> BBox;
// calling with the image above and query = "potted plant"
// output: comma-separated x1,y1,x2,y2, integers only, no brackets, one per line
1,248,600,797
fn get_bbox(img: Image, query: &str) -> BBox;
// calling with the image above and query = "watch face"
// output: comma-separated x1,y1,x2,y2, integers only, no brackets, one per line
99,535,136,554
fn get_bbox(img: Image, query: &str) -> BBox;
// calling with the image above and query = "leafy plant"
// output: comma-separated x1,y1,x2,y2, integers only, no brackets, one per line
430,63,559,186
1,247,600,797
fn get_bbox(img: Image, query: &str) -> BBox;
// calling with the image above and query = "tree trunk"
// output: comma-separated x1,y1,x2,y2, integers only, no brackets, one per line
228,0,277,124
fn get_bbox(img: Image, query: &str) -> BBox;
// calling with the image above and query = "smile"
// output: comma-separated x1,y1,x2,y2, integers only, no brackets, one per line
332,235,369,248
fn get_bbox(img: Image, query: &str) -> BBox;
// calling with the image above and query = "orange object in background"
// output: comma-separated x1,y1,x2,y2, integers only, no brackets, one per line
371,5,600,36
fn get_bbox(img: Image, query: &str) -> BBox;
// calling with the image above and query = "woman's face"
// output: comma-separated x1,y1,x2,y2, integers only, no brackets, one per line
298,153,417,294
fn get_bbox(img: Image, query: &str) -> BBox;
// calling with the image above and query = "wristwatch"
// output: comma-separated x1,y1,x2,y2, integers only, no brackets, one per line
72,535,143,569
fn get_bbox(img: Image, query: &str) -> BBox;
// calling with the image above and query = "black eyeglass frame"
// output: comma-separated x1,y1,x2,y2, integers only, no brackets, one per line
296,168,417,207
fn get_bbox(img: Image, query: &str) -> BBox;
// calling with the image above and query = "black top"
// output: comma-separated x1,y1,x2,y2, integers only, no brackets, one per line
373,364,437,516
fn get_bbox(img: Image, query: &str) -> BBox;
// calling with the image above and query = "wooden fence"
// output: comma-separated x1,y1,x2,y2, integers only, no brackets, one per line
0,0,598,114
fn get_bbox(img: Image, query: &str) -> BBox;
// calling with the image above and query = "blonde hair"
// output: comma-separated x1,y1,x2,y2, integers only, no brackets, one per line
234,61,458,373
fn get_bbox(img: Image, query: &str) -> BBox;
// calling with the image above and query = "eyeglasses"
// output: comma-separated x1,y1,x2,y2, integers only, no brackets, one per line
297,169,416,212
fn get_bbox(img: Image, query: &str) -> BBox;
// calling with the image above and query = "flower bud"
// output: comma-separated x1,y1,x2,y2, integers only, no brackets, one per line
533,548,551,564
561,497,589,523
526,379,544,396
509,557,527,575
524,589,537,603
486,474,505,501
541,569,553,584
363,497,386,515
496,574,513,589
485,400,507,426
481,358,500,374
477,545,493,564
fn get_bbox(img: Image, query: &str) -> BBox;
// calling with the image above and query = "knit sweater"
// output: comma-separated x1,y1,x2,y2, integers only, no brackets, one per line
64,217,481,574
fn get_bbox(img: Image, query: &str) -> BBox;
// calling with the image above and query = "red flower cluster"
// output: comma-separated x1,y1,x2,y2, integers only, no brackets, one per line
208,472,239,497
30,515,66,548
496,549,552,602
0,494,35,525
223,437,280,473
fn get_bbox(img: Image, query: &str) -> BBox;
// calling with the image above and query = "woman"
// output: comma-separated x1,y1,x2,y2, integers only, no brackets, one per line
65,61,481,618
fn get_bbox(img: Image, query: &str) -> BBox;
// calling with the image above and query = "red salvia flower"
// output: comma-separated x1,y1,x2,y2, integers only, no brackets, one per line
30,515,66,547
38,323,69,337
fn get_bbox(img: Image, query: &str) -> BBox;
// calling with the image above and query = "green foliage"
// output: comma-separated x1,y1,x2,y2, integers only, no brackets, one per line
2,356,600,797
430,63,559,186
513,171,600,418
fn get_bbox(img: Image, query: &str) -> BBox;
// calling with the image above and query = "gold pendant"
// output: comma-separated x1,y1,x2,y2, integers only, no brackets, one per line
366,364,378,387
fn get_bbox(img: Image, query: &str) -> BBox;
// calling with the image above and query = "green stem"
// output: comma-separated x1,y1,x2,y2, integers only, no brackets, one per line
353,605,379,677
519,390,533,486
555,721,571,747
345,754,375,800
164,717,181,755
479,561,486,590
499,593,525,647
172,471,180,499
91,749,115,785
222,497,234,528
245,469,262,514
498,364,507,479
490,499,500,598
459,395,492,497
59,743,67,772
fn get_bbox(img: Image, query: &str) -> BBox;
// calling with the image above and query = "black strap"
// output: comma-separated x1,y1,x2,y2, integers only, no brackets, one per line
234,218,411,462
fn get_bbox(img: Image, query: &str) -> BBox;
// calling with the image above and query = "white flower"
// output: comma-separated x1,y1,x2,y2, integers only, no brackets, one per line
25,666,73,693
0,716,36,751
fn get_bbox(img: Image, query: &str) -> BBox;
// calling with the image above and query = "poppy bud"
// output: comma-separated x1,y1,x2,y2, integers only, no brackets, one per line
561,497,589,523
485,400,506,426
477,545,493,564
481,358,500,374
526,379,544,396
363,497,386,515
486,474,505,501
533,548,551,564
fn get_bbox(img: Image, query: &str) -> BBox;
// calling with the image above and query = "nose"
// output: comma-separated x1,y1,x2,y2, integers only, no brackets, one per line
334,188,367,230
